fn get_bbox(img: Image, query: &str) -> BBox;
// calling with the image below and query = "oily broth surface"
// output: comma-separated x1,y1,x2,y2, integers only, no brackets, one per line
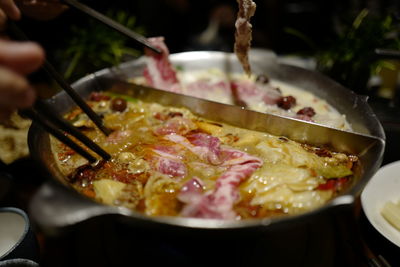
51,95,356,220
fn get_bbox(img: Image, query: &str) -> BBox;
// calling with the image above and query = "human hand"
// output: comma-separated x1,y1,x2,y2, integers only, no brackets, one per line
0,0,21,29
15,0,67,21
0,0,45,121
0,39,44,121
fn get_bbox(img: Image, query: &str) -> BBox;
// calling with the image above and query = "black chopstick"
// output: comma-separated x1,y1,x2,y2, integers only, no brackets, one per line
20,108,99,164
62,0,161,54
8,21,112,136
34,100,111,161
41,61,112,136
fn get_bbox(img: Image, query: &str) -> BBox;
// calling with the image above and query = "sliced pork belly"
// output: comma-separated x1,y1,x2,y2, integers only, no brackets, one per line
153,116,197,136
179,148,262,219
150,145,187,178
162,132,262,219
234,0,256,76
164,133,222,165
231,80,282,107
143,37,181,93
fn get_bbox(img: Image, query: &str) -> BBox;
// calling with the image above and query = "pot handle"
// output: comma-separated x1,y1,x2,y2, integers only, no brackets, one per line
29,181,132,235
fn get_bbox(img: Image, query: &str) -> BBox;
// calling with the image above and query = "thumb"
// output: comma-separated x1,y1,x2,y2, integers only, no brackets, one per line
0,39,44,74
0,0,21,20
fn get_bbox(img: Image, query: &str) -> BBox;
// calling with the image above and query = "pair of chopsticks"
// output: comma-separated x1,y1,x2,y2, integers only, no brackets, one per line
20,100,111,164
9,23,113,163
11,1,162,163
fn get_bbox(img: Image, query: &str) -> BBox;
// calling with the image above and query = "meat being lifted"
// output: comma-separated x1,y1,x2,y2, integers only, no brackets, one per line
234,0,257,76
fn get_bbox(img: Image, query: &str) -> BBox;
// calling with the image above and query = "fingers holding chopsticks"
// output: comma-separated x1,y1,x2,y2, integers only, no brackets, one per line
0,66,36,111
0,0,21,21
0,39,44,74
0,0,46,122
0,38,44,122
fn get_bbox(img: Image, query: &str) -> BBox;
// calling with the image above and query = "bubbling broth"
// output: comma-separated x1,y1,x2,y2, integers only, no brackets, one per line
52,92,358,220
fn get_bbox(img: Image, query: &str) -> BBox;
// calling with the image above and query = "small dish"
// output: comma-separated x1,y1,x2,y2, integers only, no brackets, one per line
0,259,39,267
0,208,39,263
361,160,400,247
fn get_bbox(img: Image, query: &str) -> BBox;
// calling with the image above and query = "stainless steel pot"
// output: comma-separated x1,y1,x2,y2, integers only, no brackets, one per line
28,51,386,266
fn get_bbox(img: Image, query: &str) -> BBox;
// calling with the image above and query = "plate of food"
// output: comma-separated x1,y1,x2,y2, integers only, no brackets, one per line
361,160,400,247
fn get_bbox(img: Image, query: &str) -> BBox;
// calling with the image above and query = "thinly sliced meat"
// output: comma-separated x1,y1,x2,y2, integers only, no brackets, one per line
153,116,197,136
143,37,181,93
164,133,222,165
187,133,221,163
220,148,261,166
231,80,281,107
152,144,182,159
179,148,262,219
185,80,233,104
234,0,256,76
157,158,186,178
177,177,204,203
106,130,132,144
149,145,186,178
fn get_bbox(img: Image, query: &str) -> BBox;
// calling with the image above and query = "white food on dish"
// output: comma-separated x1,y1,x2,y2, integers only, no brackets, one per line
381,201,400,231
361,160,400,247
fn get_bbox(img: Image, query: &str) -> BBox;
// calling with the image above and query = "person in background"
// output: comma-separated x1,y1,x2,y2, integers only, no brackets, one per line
0,0,65,122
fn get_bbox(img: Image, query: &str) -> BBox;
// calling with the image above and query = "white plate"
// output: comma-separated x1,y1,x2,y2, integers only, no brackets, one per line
361,160,400,247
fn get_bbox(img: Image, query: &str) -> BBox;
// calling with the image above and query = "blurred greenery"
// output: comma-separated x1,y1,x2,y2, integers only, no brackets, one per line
317,9,400,92
286,9,400,93
58,9,145,81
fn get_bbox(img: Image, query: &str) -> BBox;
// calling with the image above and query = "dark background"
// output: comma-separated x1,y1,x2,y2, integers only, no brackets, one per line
17,0,400,63
14,0,400,97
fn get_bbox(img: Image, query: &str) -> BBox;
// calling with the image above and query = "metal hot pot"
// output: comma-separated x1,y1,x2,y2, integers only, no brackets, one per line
28,51,385,266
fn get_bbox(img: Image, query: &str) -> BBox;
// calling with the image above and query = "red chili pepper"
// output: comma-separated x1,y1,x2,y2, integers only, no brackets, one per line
317,179,336,190
317,177,349,191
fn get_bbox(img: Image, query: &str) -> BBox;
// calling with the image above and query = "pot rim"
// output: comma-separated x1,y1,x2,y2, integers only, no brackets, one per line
28,50,385,230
